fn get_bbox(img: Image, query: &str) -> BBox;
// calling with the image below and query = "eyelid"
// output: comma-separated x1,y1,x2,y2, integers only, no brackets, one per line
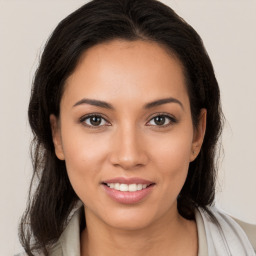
79,112,177,129
146,112,177,127
79,113,111,129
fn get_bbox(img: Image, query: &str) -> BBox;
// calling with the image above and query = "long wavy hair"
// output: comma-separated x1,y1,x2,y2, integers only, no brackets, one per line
19,0,223,255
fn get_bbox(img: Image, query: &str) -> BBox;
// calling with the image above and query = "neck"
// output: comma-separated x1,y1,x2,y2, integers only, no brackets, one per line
80,206,198,256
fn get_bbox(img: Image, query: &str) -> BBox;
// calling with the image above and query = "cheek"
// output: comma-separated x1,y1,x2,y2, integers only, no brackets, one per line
156,132,193,208
62,120,110,165
154,129,193,167
61,129,110,198
152,128,193,189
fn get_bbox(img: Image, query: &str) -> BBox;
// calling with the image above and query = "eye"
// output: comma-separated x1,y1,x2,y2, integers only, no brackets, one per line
147,114,177,127
80,114,110,128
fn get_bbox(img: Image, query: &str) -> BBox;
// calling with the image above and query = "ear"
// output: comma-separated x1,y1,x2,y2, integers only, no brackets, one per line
190,109,207,162
50,114,65,160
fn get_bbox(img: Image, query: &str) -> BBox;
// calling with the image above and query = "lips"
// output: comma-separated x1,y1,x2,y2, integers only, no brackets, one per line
101,177,155,204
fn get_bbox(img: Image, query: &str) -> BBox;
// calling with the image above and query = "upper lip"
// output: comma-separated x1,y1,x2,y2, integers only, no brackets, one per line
102,177,154,185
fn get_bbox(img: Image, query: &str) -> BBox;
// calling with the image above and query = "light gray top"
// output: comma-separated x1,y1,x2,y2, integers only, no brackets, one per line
17,204,256,256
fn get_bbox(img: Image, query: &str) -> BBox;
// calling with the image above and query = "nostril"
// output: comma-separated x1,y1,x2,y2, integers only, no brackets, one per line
110,155,148,170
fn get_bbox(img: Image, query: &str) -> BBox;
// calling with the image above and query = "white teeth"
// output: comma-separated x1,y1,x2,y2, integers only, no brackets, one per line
128,184,137,192
137,184,143,190
106,183,150,192
119,184,129,191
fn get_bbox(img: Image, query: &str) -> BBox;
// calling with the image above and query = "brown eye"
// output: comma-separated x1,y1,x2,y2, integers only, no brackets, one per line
147,114,176,127
89,116,102,126
80,114,109,128
154,116,166,126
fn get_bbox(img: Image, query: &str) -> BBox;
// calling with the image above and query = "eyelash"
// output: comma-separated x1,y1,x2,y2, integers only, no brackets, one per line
79,113,110,129
79,113,177,129
147,113,177,128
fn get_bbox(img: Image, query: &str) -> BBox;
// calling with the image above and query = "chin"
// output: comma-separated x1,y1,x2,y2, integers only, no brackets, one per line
106,215,154,231
96,204,168,231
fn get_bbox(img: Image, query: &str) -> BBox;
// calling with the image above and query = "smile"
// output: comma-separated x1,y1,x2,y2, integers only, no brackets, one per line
106,183,148,192
102,177,155,204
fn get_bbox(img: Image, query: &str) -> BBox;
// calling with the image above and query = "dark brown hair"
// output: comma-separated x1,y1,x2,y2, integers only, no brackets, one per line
19,0,223,255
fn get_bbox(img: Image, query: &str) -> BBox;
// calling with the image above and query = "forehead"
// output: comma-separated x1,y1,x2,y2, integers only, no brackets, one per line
63,39,189,108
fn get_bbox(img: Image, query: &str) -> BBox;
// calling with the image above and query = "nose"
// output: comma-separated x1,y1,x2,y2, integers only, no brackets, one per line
109,124,149,170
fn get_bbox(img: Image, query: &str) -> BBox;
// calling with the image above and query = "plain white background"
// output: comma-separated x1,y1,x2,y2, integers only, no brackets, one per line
0,0,255,255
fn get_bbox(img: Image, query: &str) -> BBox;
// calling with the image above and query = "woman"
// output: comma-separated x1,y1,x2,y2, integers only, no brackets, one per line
18,0,256,255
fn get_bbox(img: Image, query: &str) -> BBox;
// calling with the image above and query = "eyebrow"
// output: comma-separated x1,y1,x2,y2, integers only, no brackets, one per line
73,97,184,110
73,98,113,109
144,97,184,110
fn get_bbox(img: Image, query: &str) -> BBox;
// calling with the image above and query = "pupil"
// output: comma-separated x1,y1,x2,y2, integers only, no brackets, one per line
91,116,101,126
155,116,165,125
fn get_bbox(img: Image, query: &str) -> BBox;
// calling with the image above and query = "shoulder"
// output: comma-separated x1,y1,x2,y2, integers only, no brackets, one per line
15,244,63,256
15,203,84,256
197,205,256,255
231,216,256,251
48,204,83,255
14,243,63,256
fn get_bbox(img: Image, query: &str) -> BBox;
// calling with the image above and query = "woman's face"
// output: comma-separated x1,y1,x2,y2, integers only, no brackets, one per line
51,39,206,230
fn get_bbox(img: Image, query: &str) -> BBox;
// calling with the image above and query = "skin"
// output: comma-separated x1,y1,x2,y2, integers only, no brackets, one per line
50,39,206,256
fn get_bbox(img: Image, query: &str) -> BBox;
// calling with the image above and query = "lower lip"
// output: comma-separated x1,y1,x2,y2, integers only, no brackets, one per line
102,184,155,204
